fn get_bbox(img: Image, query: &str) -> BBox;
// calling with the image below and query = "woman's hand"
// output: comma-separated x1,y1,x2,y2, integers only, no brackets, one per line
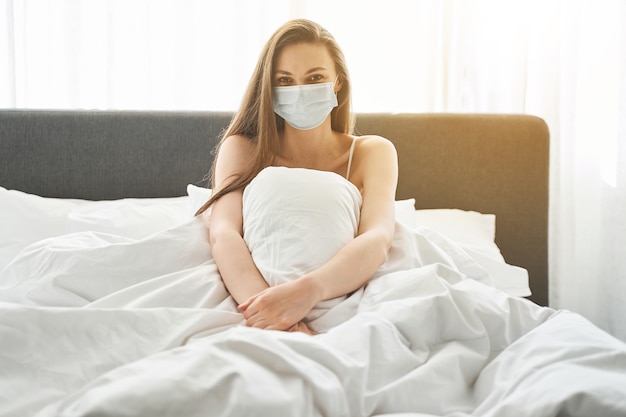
237,278,320,331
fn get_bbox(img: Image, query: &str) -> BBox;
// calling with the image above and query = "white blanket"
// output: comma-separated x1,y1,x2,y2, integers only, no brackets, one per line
1,168,626,417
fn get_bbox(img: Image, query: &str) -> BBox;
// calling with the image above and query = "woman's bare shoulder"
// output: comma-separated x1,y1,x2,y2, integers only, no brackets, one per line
219,134,256,154
213,135,256,185
353,134,397,159
216,135,256,164
348,134,398,192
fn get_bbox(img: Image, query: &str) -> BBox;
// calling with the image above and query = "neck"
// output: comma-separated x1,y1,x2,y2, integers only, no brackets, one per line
278,118,341,168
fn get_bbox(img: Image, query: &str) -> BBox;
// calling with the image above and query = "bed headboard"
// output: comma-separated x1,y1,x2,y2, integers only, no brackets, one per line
0,110,549,306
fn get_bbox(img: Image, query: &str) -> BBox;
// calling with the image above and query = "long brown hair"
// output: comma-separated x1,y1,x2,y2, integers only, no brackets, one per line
195,19,354,215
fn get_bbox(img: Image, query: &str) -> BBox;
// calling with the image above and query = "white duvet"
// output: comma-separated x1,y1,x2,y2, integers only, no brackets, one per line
1,168,626,417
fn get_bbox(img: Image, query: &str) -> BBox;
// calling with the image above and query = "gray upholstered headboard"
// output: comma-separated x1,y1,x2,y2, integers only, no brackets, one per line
0,110,230,200
0,110,549,306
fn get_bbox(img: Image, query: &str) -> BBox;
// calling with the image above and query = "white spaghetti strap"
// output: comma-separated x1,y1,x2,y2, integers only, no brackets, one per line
345,137,357,180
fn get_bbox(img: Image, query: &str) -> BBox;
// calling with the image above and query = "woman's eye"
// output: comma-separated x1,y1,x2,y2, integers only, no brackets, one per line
275,74,325,85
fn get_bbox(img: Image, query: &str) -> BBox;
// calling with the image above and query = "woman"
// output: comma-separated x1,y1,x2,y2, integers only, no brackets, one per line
196,19,398,335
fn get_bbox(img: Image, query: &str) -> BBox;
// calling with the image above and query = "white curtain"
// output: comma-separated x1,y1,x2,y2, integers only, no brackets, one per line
1,0,625,340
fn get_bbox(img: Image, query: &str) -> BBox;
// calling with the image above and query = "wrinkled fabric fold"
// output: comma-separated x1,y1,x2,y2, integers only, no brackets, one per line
1,169,625,417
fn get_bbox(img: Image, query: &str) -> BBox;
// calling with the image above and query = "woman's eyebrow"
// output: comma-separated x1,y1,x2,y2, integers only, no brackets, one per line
274,67,328,76
306,67,328,74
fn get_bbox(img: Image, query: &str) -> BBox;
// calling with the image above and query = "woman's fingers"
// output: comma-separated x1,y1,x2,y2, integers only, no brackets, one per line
246,311,294,330
238,282,314,330
237,293,259,314
242,304,316,335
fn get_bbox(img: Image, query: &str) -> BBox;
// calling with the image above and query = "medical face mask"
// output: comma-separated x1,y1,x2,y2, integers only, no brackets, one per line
273,79,338,130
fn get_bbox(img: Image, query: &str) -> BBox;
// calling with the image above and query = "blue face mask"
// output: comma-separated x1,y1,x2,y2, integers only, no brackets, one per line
273,79,338,130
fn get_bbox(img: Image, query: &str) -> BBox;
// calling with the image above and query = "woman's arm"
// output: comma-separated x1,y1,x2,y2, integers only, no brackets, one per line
206,135,269,304
239,136,398,330
208,135,318,335
306,136,398,299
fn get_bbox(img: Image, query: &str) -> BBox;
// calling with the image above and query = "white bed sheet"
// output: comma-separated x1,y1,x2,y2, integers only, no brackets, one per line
0,169,622,416
1,215,626,417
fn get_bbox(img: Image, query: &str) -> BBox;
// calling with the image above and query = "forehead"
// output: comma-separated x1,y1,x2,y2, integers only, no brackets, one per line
274,42,334,73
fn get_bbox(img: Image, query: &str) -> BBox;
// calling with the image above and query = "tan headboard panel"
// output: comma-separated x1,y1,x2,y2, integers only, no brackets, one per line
355,113,550,306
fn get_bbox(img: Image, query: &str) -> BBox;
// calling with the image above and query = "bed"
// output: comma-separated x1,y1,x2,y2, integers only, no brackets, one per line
1,110,625,417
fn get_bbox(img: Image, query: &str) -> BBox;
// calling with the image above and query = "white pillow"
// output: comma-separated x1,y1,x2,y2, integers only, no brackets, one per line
0,187,193,271
187,184,213,215
0,187,88,271
66,197,191,240
413,209,502,262
395,198,417,227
